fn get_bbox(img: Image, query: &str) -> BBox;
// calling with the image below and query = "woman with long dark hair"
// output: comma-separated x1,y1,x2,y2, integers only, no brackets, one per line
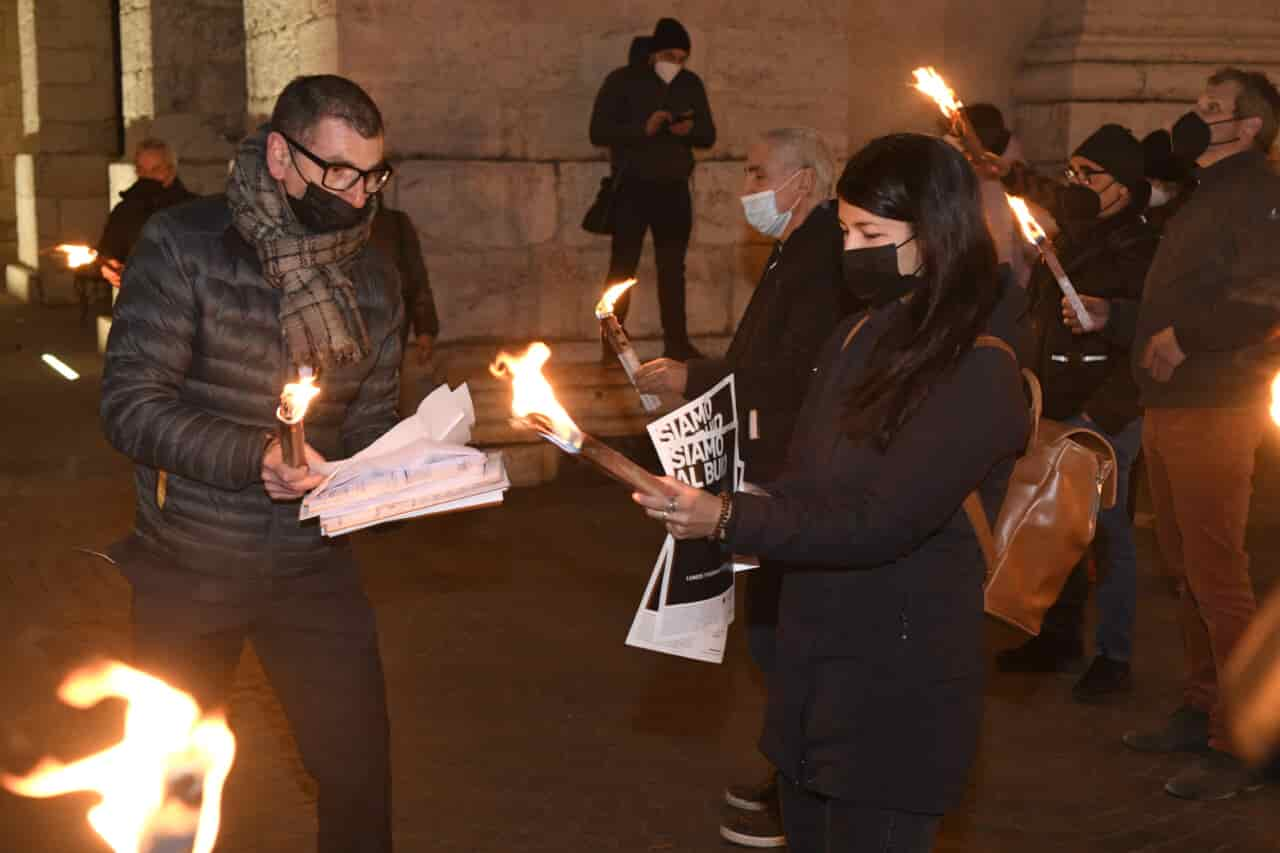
634,134,1030,851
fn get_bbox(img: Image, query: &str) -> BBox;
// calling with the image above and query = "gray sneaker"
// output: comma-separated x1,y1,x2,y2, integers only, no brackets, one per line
1122,705,1209,754
1165,750,1265,801
719,807,786,848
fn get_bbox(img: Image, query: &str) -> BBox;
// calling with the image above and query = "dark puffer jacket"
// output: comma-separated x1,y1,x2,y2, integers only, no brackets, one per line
101,195,403,579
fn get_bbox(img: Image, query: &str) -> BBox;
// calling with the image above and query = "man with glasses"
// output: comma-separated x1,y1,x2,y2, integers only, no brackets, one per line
1119,68,1280,801
993,126,1159,712
101,75,401,852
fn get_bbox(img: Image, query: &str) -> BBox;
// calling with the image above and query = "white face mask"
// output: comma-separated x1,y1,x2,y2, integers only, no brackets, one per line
654,61,681,84
1148,182,1175,209
740,171,803,238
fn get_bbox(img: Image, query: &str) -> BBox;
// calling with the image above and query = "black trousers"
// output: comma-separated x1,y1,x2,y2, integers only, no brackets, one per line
130,563,392,853
778,775,940,853
606,178,694,352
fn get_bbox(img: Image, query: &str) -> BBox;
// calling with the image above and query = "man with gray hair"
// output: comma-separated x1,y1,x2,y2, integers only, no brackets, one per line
637,126,853,848
97,138,195,287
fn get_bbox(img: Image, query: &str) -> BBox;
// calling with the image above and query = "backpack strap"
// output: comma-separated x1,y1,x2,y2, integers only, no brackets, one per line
963,492,998,582
975,334,1040,453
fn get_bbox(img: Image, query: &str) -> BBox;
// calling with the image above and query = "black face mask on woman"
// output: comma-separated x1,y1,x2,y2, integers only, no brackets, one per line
842,236,922,307
288,181,369,233
1170,111,1238,164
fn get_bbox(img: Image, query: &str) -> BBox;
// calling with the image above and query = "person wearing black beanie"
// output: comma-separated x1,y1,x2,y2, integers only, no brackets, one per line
589,17,716,361
995,123,1159,715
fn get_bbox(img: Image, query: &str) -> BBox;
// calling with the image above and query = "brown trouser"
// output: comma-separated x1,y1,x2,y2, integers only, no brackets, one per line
1143,405,1266,755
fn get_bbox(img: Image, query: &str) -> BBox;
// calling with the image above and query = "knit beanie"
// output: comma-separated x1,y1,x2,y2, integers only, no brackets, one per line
651,18,691,53
1073,124,1144,192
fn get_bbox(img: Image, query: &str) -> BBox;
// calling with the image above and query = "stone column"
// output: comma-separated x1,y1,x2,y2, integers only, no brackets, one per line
1015,0,1280,168
0,0,22,268
5,0,116,304
118,0,247,195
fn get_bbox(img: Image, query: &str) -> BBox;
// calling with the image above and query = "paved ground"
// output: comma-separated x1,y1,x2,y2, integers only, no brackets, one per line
5,294,1280,852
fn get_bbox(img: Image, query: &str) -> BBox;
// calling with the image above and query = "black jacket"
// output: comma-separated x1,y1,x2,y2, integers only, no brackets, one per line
727,281,1029,813
1126,149,1280,409
589,63,715,182
684,201,849,482
97,177,197,263
1023,206,1159,434
369,207,438,342
101,196,403,580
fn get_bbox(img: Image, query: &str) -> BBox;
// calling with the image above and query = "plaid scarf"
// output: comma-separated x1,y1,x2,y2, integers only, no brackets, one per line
226,128,374,368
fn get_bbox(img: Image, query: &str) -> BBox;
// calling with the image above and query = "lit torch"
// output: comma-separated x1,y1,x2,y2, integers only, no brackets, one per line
595,279,662,413
911,66,988,162
2,661,236,853
1007,194,1094,332
490,342,670,498
53,243,100,269
277,367,320,468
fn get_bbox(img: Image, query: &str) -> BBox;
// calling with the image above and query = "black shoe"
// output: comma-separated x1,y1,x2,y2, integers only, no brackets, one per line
1071,655,1132,703
719,807,786,848
1122,705,1210,754
1164,749,1264,801
724,774,778,812
995,632,1083,673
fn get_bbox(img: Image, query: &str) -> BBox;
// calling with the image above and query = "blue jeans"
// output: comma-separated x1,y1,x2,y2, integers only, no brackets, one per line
1041,415,1143,661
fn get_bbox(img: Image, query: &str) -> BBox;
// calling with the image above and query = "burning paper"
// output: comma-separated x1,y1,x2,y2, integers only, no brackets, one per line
595,280,662,413
54,243,99,269
1007,194,1093,331
277,368,320,467
2,661,235,853
491,342,667,497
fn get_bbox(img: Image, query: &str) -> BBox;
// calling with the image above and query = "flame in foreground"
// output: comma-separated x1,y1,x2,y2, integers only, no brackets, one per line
55,243,99,269
278,373,321,424
911,67,963,120
2,661,235,853
594,279,637,320
1271,373,1280,427
489,342,584,451
1006,194,1048,245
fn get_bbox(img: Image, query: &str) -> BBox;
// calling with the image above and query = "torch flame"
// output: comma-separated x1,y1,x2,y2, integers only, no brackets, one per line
55,243,99,269
594,279,637,320
911,66,963,120
278,373,321,424
1006,194,1048,245
489,342,584,451
1271,373,1280,427
2,661,235,853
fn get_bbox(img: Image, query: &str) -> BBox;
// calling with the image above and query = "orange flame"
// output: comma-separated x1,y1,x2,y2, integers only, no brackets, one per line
489,342,584,451
55,243,99,269
2,661,235,853
1006,195,1048,245
278,373,320,424
594,279,637,320
1271,373,1280,427
911,67,963,120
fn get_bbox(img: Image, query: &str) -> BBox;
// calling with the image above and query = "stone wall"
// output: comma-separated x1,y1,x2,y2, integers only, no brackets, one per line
0,0,21,267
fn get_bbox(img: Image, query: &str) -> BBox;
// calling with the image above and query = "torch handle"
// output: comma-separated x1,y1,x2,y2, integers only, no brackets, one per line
951,112,990,164
600,315,663,413
579,434,671,498
278,421,307,467
1038,243,1094,332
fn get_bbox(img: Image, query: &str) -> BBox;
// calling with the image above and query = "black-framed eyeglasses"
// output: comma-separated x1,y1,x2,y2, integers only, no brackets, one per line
1063,164,1107,185
280,131,394,194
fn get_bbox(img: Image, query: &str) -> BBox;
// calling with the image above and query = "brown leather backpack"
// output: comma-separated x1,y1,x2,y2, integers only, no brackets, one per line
963,336,1118,636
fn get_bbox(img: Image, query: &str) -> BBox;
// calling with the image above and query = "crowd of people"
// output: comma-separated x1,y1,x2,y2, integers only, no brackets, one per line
89,14,1280,853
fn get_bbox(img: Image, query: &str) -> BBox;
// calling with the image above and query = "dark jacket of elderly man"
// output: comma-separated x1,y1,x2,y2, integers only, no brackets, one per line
101,75,401,853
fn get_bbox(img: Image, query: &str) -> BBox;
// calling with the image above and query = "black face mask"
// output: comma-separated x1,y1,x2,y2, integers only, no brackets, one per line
842,237,922,307
287,181,369,233
1058,184,1102,222
1171,111,1238,164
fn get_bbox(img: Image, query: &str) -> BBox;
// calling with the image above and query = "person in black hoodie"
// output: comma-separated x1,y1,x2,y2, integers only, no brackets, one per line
97,138,196,287
589,17,716,361
636,126,849,849
634,134,1029,853
994,125,1159,705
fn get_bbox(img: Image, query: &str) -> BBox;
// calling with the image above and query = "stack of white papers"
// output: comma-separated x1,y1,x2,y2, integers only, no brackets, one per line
301,383,509,536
